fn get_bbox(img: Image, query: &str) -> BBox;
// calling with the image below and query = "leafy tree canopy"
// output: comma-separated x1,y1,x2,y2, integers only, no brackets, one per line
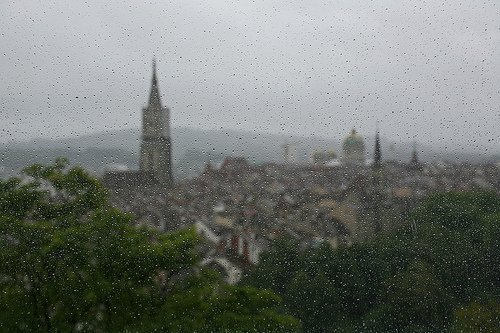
0,159,299,332
244,191,500,332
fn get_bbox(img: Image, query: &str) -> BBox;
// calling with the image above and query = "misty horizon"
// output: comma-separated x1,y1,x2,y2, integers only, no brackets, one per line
1,0,499,152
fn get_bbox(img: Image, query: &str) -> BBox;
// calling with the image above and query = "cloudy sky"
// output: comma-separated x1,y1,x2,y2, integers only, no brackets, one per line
1,0,499,152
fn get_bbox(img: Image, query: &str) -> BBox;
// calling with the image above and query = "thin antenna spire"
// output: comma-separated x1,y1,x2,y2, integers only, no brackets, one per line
373,121,382,168
152,57,158,86
148,56,161,106
409,139,423,171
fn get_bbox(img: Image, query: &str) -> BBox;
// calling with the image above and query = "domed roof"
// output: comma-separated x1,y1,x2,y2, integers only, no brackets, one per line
343,129,365,148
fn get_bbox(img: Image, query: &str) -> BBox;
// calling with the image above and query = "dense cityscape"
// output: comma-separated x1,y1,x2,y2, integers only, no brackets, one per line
1,1,499,330
0,56,499,332
100,62,500,287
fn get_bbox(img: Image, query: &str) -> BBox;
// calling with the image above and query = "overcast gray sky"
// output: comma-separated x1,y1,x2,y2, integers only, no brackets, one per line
1,0,499,152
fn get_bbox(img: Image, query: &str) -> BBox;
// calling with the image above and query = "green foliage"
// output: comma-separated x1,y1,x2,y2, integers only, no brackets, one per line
244,191,500,332
285,271,340,332
159,276,300,333
0,160,298,332
246,237,301,295
452,300,500,333
411,191,500,230
0,177,42,219
366,260,452,332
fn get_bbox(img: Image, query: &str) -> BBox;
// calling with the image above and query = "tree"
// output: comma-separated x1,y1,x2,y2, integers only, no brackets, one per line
367,260,452,332
243,237,301,295
244,191,500,332
0,160,299,332
410,191,500,230
0,159,197,331
159,272,300,333
452,300,500,333
285,271,340,333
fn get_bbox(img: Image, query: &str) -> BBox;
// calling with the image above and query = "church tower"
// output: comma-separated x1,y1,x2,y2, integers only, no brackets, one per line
139,59,173,187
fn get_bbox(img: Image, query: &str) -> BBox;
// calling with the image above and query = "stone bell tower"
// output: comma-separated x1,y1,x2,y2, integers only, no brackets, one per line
139,58,173,187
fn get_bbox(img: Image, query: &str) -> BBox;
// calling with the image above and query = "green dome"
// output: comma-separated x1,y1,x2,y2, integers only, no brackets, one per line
343,129,365,150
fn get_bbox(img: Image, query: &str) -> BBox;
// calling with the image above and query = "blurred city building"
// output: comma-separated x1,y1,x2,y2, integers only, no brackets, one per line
342,129,365,166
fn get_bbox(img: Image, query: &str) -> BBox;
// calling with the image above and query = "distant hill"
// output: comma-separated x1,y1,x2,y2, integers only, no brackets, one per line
1,127,496,179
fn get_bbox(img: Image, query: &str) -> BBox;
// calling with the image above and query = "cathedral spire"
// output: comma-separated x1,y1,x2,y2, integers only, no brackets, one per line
373,122,382,168
409,141,423,171
149,57,162,107
140,57,173,187
411,141,418,161
371,122,383,235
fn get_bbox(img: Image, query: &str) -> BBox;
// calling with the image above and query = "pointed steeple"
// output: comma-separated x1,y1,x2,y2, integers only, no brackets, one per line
411,142,418,162
373,122,382,168
409,141,423,171
371,122,383,234
148,57,162,107
152,57,158,84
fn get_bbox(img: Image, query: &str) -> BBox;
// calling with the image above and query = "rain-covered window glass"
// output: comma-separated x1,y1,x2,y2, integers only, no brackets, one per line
0,1,499,332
